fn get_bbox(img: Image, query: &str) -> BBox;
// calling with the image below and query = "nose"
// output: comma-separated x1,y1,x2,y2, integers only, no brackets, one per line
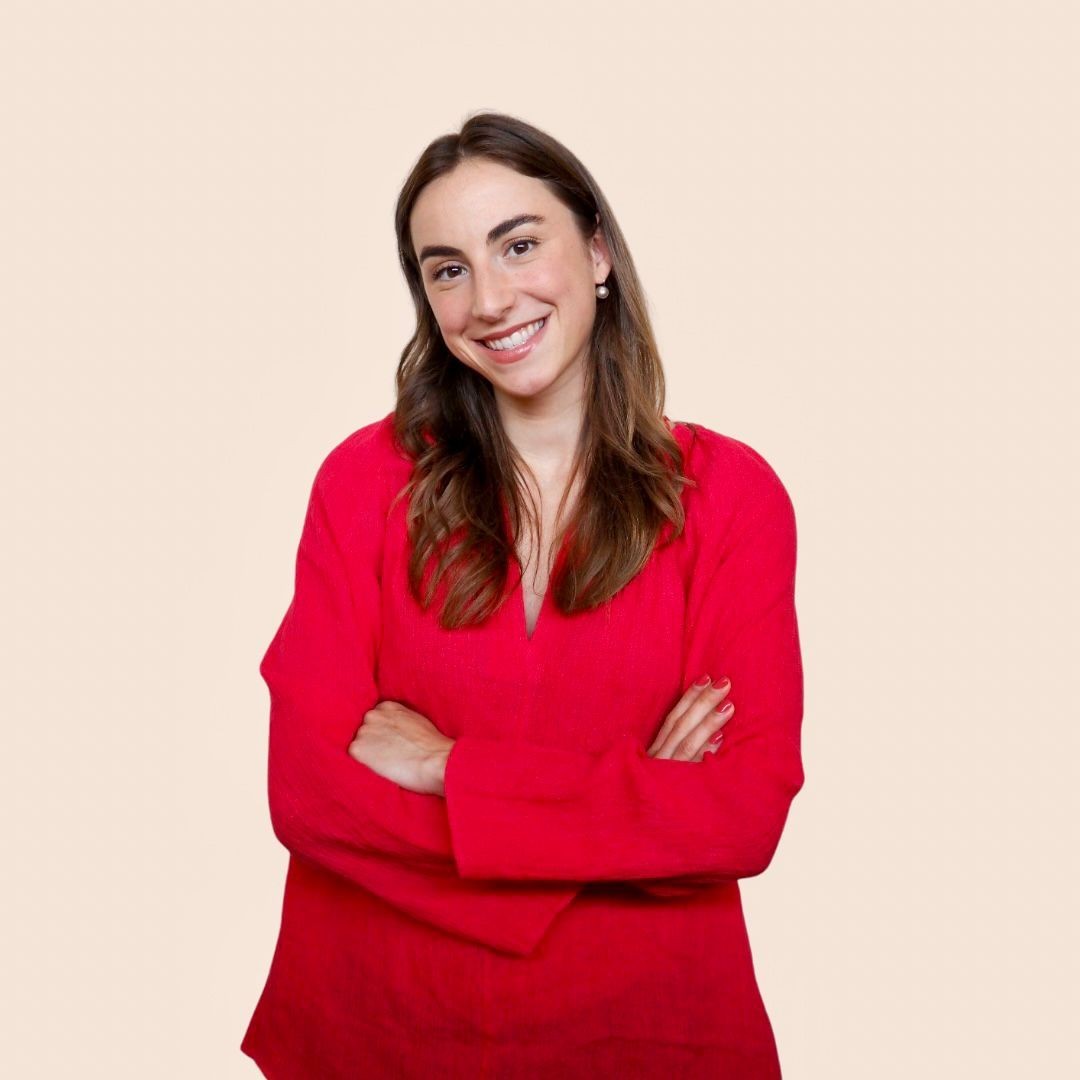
470,263,514,323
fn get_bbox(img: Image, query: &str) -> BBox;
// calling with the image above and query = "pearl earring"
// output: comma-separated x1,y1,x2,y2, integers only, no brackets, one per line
595,282,610,299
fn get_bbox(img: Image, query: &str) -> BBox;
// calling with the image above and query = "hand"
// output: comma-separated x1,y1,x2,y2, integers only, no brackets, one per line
646,676,734,762
348,700,455,796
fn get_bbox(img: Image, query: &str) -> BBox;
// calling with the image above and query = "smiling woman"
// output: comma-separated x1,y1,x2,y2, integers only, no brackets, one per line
241,110,805,1079
410,158,612,410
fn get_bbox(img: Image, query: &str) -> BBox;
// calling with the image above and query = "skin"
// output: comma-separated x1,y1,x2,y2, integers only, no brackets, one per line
347,159,735,797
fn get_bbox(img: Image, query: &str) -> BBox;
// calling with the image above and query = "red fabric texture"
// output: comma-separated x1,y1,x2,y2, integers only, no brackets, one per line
241,411,805,1078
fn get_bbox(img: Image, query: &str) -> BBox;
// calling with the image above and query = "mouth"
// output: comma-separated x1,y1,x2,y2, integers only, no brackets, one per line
473,316,549,364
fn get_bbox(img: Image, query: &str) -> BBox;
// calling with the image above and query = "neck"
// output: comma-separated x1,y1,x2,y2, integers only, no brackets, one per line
496,394,584,482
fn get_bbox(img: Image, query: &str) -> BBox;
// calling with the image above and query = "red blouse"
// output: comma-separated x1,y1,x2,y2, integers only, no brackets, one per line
241,411,805,1078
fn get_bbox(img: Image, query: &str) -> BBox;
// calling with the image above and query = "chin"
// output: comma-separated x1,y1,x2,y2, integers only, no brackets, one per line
494,375,549,399
504,364,579,401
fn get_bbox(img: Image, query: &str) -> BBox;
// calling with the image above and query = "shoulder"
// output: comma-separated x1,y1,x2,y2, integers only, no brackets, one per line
673,420,793,508
314,410,411,488
669,419,796,543
309,410,415,532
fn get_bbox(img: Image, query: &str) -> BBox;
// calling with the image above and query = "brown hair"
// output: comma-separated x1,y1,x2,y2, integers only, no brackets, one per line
390,110,694,629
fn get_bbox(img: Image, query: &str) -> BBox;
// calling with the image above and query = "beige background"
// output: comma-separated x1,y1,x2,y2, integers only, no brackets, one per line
3,2,1076,1077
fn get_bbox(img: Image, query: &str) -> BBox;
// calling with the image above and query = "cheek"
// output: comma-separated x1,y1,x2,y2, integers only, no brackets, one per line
531,256,590,304
429,295,469,337
521,263,567,299
554,279,593,330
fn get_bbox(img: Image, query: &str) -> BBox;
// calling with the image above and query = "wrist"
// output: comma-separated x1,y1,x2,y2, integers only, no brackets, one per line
425,744,453,797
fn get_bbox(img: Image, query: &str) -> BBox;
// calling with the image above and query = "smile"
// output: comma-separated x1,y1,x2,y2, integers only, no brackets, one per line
479,317,547,351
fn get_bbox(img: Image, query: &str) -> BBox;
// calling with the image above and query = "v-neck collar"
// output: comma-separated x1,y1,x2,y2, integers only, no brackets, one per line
495,417,686,646
516,559,551,643
500,493,571,647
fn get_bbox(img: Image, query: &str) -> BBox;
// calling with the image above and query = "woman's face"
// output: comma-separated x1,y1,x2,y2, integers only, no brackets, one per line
410,158,612,407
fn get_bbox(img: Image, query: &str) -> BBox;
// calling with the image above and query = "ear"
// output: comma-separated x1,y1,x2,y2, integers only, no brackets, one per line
590,213,613,283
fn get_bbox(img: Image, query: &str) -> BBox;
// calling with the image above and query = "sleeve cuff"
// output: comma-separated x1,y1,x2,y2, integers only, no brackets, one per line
443,734,616,882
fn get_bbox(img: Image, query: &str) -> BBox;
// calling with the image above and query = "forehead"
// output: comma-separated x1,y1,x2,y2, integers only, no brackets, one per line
410,159,565,244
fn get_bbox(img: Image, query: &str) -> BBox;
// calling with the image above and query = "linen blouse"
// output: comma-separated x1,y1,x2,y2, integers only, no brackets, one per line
240,410,805,1078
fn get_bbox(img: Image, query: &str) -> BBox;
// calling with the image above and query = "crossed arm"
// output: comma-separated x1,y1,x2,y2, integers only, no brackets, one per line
258,432,804,952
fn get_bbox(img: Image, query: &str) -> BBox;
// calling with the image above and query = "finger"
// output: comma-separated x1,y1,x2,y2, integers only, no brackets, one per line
692,731,725,763
647,677,723,755
650,681,726,758
647,678,713,753
652,680,732,759
679,702,734,762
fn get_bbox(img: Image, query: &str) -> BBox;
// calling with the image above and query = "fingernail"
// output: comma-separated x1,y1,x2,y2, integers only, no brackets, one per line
709,730,725,745
716,702,734,718
716,676,731,690
694,674,711,687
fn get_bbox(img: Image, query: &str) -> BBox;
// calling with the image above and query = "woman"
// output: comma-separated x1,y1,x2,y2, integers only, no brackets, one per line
241,111,805,1078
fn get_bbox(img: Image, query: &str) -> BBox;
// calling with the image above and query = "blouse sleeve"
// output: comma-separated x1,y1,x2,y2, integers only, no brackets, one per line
442,435,805,887
258,438,579,956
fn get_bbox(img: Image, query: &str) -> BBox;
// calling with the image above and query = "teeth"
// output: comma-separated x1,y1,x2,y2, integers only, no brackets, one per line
482,318,545,350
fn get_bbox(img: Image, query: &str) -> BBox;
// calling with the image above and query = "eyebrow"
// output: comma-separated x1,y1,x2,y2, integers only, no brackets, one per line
417,213,547,264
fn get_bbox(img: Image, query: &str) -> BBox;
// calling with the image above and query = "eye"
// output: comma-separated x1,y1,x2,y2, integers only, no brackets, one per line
431,263,464,283
430,238,540,283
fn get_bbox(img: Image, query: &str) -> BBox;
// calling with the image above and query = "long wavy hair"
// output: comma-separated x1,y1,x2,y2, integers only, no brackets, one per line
390,110,695,630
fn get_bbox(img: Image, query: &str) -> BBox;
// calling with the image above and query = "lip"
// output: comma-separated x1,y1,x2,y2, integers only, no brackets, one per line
473,316,546,342
473,315,549,365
